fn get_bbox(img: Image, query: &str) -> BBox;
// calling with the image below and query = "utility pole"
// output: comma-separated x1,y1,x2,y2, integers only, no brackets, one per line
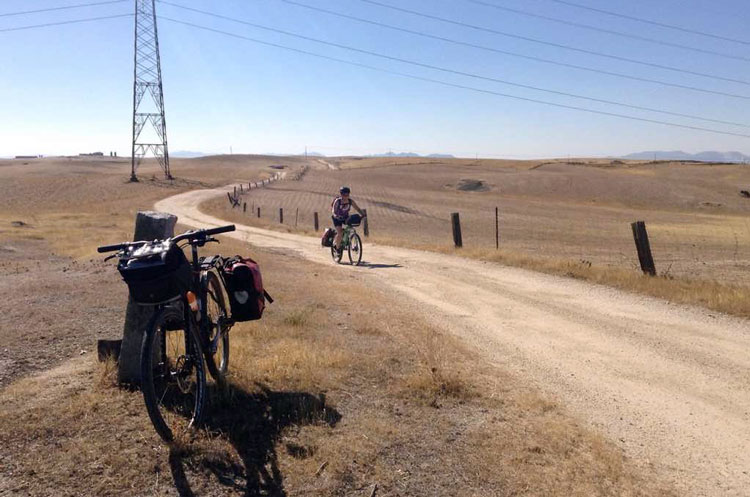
131,0,171,182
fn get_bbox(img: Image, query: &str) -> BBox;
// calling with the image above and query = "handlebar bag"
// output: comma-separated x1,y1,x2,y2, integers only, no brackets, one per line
321,227,335,247
117,241,191,305
223,256,273,321
346,214,362,226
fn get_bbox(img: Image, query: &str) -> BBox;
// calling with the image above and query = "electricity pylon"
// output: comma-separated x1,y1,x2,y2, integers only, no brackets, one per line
131,0,171,181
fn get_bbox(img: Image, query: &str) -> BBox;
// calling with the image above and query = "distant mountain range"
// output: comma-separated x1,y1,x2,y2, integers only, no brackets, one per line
171,150,456,159
307,151,455,158
622,150,750,163
366,151,455,158
171,150,209,158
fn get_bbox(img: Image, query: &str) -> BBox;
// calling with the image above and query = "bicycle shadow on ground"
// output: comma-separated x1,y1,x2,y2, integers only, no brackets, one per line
168,382,341,497
358,261,402,269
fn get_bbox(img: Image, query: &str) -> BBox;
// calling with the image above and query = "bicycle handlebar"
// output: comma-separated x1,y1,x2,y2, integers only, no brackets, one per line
206,224,235,236
97,224,235,253
173,224,235,243
97,241,146,253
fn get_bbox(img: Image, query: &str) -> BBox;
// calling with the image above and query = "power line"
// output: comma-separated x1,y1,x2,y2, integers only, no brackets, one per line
355,0,750,65
464,0,745,62
157,0,750,122
0,0,127,18
279,0,750,90
538,0,750,47
157,16,750,139
0,13,132,32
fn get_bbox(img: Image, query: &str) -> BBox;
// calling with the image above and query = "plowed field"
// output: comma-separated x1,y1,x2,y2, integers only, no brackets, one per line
218,157,750,284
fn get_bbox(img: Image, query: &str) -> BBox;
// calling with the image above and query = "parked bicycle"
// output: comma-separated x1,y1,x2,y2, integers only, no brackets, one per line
98,224,272,442
331,215,363,266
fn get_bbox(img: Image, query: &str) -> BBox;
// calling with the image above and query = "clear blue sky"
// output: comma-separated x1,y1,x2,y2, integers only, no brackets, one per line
2,0,750,158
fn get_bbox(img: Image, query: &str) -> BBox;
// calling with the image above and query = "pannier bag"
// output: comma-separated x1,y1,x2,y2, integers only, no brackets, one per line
223,256,273,321
346,214,362,226
118,241,191,304
321,227,335,247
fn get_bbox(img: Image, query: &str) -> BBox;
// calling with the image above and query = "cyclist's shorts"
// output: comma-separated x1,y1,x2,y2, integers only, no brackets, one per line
332,216,346,227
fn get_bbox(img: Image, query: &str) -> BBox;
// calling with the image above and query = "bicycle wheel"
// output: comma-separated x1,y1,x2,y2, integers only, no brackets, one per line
348,233,362,266
141,303,207,442
203,270,230,381
331,242,343,264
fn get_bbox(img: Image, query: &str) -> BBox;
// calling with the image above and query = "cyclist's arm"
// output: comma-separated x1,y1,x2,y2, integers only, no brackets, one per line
331,198,339,217
351,199,365,216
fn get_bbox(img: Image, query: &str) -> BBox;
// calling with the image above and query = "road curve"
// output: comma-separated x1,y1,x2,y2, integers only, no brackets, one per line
157,188,750,496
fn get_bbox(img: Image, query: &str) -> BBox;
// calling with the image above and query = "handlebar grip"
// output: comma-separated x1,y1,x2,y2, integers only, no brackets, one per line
97,243,127,253
206,224,235,236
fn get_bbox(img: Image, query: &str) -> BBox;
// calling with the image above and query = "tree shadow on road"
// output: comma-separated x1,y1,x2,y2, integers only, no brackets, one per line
168,382,341,496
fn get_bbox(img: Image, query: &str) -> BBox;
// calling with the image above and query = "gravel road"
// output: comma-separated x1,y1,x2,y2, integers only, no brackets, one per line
157,188,750,496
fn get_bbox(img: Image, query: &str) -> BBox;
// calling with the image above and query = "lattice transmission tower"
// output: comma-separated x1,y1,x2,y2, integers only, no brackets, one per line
130,0,171,181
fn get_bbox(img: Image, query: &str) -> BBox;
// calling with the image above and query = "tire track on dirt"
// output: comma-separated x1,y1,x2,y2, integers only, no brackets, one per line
156,187,750,497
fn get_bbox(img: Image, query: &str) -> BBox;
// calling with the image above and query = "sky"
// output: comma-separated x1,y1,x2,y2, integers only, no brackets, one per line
2,0,750,158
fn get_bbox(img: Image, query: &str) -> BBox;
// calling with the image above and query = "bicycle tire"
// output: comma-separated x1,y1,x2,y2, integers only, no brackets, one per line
203,270,230,381
331,243,343,264
348,233,363,266
141,303,207,442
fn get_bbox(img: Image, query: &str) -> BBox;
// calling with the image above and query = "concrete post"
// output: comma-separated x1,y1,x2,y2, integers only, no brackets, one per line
118,210,177,384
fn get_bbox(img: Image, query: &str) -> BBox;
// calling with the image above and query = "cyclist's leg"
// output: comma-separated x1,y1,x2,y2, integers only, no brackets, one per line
333,217,344,250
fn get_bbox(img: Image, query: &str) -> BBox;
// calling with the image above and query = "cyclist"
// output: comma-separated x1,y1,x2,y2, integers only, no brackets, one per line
332,186,365,254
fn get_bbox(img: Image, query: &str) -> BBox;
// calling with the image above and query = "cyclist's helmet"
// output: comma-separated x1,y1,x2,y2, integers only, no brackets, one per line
339,186,351,195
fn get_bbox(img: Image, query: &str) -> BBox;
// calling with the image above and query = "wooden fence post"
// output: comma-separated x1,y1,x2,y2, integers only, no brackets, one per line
116,211,177,384
279,208,284,223
240,184,243,192
495,207,499,249
295,208,299,227
362,208,369,237
227,192,233,205
451,212,463,248
257,207,260,218
314,212,319,231
631,221,656,275
243,202,247,213
234,186,237,197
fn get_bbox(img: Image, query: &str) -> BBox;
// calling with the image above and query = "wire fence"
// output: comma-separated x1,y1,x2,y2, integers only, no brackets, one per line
224,167,750,286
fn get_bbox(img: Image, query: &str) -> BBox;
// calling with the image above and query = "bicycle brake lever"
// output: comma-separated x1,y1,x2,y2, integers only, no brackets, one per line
104,254,118,262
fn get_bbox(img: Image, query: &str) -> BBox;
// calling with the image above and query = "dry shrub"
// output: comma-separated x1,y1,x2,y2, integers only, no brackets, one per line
403,364,469,402
96,355,119,389
236,337,350,390
373,239,750,319
282,308,312,327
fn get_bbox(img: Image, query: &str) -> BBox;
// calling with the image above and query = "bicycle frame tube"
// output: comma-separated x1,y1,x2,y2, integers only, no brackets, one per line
199,270,216,352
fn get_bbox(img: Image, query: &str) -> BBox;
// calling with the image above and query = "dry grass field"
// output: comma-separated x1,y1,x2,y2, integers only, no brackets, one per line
206,156,750,316
0,156,677,495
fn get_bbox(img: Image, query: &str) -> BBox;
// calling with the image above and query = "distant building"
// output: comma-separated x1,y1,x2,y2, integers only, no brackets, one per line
14,155,37,159
79,152,104,157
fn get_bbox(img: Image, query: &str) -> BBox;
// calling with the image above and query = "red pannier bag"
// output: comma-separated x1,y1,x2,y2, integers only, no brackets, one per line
223,256,273,321
321,227,335,247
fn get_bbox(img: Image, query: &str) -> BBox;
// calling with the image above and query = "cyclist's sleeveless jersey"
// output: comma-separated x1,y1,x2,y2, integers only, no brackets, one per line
332,197,352,219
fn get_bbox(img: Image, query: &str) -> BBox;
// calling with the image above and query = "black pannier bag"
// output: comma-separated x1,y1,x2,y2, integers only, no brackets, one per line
223,256,273,321
321,227,335,247
117,241,191,304
346,213,362,226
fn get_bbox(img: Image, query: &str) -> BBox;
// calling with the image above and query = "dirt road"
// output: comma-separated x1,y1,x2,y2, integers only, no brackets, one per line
157,188,750,496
